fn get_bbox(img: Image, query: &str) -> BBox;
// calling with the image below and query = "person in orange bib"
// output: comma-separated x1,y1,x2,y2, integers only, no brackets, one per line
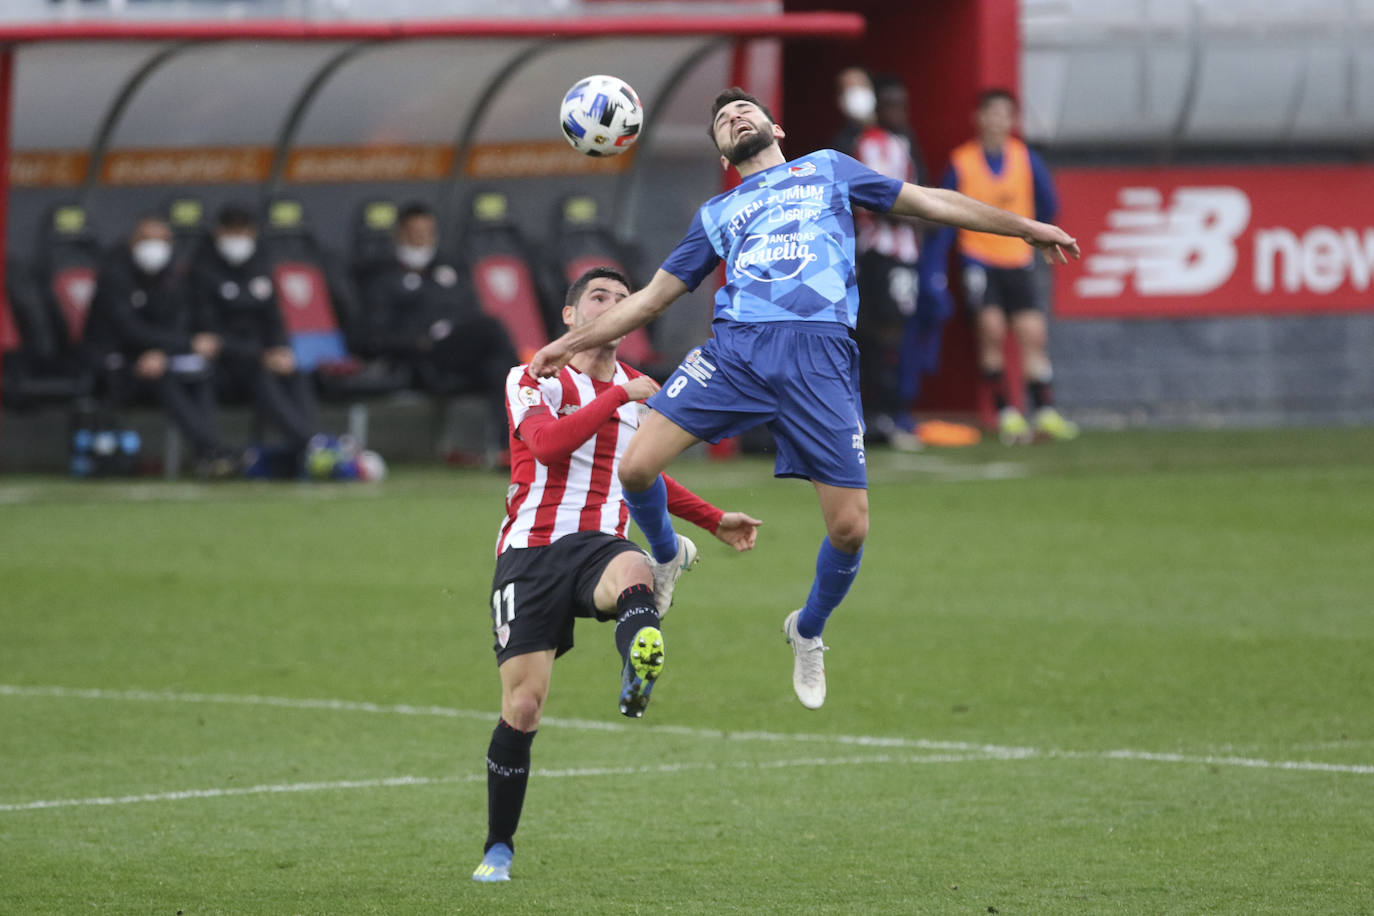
926,88,1079,443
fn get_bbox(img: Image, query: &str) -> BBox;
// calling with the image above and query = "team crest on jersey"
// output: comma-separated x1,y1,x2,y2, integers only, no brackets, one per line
496,624,511,648
789,161,817,177
518,386,541,407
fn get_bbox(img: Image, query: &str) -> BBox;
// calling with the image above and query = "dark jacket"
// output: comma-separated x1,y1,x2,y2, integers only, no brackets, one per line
85,248,193,360
190,246,288,362
358,256,474,357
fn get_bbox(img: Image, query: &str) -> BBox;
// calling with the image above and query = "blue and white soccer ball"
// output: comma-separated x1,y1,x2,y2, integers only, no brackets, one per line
559,74,643,157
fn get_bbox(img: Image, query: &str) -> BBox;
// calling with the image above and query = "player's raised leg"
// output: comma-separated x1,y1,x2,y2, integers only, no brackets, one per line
618,411,703,612
475,649,553,882
784,482,869,709
592,549,667,718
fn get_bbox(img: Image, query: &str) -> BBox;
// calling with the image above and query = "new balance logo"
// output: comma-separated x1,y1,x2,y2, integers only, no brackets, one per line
1077,187,1250,298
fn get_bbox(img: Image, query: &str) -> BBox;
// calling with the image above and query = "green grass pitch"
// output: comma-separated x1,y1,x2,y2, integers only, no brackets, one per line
2,428,1373,914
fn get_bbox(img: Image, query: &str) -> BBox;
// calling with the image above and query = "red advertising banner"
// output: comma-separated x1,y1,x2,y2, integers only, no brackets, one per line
1052,165,1374,319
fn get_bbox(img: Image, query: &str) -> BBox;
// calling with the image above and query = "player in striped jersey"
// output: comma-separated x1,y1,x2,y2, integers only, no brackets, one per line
474,267,762,883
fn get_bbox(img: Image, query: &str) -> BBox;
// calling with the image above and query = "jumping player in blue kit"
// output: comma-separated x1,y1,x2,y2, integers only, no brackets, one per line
530,88,1079,709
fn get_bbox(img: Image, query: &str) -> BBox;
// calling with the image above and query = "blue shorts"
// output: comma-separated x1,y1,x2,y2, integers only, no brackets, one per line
647,320,867,489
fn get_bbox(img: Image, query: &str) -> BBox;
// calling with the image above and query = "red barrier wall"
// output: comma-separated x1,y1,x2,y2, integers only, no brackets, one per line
782,0,1022,418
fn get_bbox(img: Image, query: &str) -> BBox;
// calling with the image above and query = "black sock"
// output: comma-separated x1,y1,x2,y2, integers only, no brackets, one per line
1028,379,1053,411
485,718,536,853
983,370,1008,412
614,584,659,660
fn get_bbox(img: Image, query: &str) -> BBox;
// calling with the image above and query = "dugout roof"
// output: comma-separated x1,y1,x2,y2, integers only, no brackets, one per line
0,12,862,240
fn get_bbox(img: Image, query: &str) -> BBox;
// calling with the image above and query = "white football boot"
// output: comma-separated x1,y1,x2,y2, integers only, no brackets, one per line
648,534,698,617
782,609,828,709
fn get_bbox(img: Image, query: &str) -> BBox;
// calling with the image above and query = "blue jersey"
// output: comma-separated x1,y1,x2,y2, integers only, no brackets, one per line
659,149,903,328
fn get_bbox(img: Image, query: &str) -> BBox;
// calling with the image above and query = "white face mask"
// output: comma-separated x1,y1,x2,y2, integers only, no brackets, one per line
841,85,877,122
216,234,256,266
131,238,172,275
396,244,436,270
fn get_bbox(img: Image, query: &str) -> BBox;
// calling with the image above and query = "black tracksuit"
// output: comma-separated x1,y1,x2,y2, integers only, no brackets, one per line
190,247,317,451
85,250,226,457
360,256,516,448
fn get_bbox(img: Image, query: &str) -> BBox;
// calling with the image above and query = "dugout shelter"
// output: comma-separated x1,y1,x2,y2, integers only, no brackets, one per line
0,9,872,466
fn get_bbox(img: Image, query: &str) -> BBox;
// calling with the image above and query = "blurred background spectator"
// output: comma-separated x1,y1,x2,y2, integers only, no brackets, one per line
189,203,320,458
85,213,238,476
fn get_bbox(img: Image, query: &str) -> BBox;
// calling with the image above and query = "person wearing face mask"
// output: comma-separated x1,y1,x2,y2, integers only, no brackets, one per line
842,74,942,451
84,214,237,475
358,201,517,460
830,66,878,159
190,203,320,459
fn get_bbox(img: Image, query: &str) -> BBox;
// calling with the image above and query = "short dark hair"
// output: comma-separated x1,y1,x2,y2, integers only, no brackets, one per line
977,87,1018,111
132,210,169,229
215,203,257,231
873,74,907,97
565,265,631,309
128,212,170,242
397,201,434,225
708,87,775,138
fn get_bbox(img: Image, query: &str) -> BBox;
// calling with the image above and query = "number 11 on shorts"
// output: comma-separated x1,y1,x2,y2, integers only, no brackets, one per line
492,582,516,628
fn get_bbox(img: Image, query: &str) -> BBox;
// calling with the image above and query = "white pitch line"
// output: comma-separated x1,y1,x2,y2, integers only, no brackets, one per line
0,775,455,812
0,684,1031,755
3,683,1371,777
0,753,998,813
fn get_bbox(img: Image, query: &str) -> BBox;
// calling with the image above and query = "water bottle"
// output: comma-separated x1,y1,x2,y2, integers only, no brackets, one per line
70,453,94,478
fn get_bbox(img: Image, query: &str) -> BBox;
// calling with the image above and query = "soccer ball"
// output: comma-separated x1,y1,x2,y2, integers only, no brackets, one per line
559,75,643,157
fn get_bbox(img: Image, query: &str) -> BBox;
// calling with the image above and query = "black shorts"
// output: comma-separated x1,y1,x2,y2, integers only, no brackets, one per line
961,259,1046,315
489,530,645,665
856,249,918,327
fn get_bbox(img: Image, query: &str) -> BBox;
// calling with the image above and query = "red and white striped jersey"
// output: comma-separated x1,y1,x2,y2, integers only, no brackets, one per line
854,126,920,264
495,361,645,554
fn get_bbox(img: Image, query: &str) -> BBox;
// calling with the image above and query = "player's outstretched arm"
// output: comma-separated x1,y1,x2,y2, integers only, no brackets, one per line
662,474,761,552
889,183,1080,263
529,270,689,377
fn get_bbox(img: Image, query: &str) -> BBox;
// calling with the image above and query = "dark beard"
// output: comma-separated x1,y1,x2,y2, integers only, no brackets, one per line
722,129,773,166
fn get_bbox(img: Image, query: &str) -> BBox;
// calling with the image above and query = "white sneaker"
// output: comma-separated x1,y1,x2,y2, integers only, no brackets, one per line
782,609,828,709
647,534,698,617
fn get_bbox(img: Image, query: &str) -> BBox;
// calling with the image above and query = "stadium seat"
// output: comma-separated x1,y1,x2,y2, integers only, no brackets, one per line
349,199,400,295
545,193,660,372
165,195,211,272
37,203,102,352
261,198,408,408
2,255,93,410
459,190,555,363
0,205,101,411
